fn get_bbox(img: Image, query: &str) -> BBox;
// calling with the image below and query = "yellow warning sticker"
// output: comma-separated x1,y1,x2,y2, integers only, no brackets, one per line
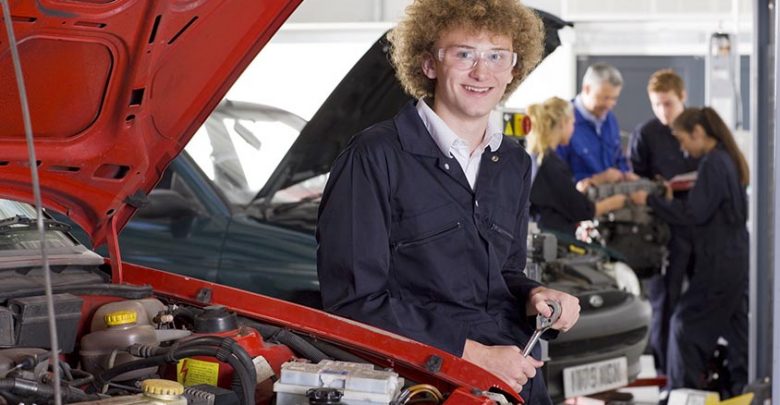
502,111,532,138
177,358,219,386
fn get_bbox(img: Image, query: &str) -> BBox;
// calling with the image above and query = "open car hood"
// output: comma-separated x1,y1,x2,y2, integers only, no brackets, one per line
256,10,573,201
0,0,301,246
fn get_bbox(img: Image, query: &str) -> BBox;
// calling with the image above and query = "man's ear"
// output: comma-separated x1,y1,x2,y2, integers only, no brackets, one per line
582,83,591,95
680,90,688,104
422,54,437,79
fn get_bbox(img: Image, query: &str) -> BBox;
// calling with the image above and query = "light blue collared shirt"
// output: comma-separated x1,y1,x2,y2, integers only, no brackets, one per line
573,94,606,136
416,99,502,189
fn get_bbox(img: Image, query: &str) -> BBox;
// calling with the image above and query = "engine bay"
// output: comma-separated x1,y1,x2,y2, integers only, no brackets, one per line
0,266,435,405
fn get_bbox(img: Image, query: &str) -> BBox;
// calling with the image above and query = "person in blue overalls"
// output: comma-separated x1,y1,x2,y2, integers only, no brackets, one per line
628,69,700,376
557,63,639,184
527,96,628,237
316,1,581,403
631,107,749,397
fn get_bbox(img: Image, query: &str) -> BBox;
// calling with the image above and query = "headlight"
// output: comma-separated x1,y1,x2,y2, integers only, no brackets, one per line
603,261,641,296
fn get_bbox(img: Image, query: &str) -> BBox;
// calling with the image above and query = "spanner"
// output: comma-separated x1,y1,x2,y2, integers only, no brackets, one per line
522,300,562,357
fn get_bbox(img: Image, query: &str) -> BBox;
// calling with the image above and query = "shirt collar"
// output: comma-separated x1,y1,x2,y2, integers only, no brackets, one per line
574,94,606,128
416,99,502,157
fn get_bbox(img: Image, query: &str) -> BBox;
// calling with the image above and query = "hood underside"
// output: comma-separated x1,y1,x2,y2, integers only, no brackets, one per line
0,0,301,246
257,10,573,200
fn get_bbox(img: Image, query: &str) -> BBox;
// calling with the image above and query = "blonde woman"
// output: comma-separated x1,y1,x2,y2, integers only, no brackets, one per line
527,97,626,236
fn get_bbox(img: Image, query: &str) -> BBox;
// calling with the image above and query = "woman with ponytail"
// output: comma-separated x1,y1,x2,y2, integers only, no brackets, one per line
528,97,627,236
631,107,748,397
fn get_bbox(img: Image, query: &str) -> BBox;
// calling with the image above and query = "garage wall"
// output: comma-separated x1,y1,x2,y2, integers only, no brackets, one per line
288,0,561,23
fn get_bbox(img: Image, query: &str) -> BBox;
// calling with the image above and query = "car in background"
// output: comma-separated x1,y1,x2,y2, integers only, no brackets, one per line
80,22,651,402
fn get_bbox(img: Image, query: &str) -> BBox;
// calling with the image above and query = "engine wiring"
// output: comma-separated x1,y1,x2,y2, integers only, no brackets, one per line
395,384,444,405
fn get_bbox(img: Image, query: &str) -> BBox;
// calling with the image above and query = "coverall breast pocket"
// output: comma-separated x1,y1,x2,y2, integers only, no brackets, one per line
390,204,469,300
490,206,517,260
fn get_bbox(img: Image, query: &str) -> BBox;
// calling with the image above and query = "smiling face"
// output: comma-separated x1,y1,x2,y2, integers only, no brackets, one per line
422,27,514,128
649,90,686,126
581,82,621,119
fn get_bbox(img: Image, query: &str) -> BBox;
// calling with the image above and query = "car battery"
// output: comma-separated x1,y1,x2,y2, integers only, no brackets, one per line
273,360,403,405
7,293,83,353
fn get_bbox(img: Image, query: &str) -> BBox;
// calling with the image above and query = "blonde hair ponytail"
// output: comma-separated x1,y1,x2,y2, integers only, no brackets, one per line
526,97,573,164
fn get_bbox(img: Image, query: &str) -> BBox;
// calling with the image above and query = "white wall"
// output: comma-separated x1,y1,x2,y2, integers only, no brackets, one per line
288,0,561,23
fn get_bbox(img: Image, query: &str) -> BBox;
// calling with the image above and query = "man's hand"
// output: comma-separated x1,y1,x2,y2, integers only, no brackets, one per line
576,178,592,193
590,168,623,186
623,171,640,181
526,287,580,332
630,190,649,205
462,339,544,393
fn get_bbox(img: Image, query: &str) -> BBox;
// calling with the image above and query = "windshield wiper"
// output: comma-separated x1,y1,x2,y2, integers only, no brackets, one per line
0,215,71,234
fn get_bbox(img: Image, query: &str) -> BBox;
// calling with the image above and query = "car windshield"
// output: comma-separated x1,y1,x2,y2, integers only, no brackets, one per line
184,101,306,206
0,199,77,250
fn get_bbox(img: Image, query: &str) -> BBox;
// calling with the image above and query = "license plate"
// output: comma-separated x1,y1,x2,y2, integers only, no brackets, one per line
562,357,628,398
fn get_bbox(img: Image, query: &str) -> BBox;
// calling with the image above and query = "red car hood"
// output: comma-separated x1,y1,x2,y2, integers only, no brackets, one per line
0,0,301,246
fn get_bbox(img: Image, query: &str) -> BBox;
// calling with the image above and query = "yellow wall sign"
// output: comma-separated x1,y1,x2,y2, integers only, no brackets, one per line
502,111,532,138
177,358,220,386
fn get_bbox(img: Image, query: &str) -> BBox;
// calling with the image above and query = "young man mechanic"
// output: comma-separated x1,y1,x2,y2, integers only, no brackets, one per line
316,0,580,403
629,69,699,376
557,63,638,184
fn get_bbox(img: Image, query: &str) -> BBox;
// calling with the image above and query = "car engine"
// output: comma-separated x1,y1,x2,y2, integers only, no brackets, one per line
585,179,671,278
0,267,411,405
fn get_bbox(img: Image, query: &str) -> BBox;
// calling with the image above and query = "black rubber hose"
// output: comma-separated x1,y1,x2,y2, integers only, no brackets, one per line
0,377,90,402
302,336,368,364
100,346,254,405
240,320,330,363
130,336,258,402
171,306,203,322
130,336,257,386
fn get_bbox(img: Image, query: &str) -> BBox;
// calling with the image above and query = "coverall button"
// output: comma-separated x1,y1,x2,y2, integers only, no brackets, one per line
491,155,499,162
444,163,450,170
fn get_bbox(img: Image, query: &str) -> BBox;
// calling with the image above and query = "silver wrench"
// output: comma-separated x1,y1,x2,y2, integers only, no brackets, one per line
522,300,562,357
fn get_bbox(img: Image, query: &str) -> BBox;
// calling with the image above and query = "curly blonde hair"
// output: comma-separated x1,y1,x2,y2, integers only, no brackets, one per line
388,0,544,101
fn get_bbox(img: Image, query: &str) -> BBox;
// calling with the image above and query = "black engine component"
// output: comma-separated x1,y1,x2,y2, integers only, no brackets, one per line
194,306,238,333
185,384,240,405
7,293,83,353
587,179,670,278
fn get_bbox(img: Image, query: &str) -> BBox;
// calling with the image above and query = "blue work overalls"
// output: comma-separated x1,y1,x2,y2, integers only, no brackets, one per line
317,101,551,404
647,146,748,395
629,117,700,374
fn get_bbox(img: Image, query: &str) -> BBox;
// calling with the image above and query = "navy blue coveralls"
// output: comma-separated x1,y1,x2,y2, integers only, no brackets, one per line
647,146,748,395
530,150,595,236
317,102,551,404
629,117,700,374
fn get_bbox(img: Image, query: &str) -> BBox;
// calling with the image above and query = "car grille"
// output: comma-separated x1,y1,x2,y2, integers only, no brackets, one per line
549,326,648,358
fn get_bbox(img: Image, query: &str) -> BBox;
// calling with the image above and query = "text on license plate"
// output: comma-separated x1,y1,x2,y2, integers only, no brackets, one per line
562,357,628,398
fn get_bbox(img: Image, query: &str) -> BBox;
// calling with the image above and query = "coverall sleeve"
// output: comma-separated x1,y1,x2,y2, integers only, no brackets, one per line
501,156,543,302
531,156,596,223
648,157,725,226
629,125,651,178
316,138,471,356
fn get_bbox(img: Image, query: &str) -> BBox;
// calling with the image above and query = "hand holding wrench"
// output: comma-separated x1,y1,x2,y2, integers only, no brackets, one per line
522,300,561,357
